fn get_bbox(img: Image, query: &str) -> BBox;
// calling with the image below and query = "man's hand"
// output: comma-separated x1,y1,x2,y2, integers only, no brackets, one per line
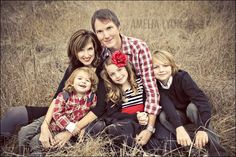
53,131,72,148
137,112,148,125
135,129,152,145
176,126,192,146
39,123,55,149
194,130,208,149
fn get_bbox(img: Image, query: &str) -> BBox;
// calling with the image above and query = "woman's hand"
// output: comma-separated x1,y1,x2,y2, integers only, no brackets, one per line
176,126,192,146
137,112,148,125
39,123,55,149
53,131,72,148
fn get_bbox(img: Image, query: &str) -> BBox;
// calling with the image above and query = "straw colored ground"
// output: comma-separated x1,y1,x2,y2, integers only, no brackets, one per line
1,1,235,156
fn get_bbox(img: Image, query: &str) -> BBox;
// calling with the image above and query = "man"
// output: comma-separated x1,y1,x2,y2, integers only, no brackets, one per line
89,9,161,145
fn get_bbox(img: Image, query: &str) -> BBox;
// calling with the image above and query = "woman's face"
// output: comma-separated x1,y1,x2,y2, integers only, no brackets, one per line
76,41,95,66
105,64,128,85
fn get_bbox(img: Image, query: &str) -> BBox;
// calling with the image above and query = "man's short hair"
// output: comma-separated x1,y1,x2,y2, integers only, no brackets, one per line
91,9,120,32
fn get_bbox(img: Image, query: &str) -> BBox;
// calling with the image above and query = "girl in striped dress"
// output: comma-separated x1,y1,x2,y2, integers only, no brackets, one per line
100,51,148,125
90,51,152,150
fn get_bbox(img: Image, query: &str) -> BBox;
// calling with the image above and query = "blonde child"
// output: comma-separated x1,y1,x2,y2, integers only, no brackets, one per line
18,67,98,156
152,50,227,156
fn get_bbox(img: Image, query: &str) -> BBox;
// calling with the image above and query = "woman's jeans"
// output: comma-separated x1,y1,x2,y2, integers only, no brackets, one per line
18,116,45,156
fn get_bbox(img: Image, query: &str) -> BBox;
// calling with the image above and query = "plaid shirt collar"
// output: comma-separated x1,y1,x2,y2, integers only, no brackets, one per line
101,34,130,60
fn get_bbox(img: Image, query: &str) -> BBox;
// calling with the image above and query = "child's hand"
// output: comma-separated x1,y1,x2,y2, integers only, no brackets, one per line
137,112,148,125
194,130,208,149
176,126,192,146
72,122,81,136
53,131,72,148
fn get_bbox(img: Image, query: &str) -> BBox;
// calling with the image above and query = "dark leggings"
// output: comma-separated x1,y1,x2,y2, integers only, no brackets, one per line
0,106,48,137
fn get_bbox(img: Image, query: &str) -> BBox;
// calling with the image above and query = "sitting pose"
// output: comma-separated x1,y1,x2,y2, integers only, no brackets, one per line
152,50,227,156
18,67,98,156
85,51,173,154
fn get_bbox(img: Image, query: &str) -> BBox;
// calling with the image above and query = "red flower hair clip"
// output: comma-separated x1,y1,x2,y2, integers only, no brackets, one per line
111,51,128,67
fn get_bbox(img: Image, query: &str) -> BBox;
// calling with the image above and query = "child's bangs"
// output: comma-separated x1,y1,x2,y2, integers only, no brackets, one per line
155,53,171,65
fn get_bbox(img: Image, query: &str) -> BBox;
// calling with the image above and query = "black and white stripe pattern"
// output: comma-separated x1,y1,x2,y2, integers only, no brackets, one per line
122,78,144,109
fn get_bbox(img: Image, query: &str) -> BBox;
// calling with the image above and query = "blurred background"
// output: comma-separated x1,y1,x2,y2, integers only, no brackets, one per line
1,1,235,155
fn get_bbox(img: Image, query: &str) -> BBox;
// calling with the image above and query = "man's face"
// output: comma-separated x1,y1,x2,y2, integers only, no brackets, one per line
94,19,121,51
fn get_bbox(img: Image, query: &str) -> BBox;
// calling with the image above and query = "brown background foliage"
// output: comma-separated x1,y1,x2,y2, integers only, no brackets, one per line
1,1,235,155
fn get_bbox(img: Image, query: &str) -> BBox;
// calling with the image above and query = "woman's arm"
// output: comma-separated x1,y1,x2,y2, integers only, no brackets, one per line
53,66,71,99
72,111,98,136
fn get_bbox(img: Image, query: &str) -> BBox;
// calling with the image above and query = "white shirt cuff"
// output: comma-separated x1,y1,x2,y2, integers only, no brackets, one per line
66,122,76,133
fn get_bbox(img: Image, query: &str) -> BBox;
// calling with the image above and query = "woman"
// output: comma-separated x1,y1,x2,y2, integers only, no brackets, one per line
0,29,106,147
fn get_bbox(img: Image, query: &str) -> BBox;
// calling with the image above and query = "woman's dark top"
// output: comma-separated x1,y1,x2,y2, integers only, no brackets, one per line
157,70,211,129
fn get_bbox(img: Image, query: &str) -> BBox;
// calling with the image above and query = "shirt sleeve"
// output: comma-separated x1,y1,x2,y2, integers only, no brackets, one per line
181,72,212,127
52,93,71,130
138,43,161,115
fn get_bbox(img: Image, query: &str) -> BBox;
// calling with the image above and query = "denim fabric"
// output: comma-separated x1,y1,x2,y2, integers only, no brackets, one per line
18,116,45,155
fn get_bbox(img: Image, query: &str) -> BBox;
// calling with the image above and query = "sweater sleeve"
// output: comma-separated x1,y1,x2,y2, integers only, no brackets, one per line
181,72,212,128
91,78,106,117
160,92,183,129
53,66,71,99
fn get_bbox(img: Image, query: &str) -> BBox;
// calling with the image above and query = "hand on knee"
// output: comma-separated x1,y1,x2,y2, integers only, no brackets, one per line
176,126,192,146
194,130,208,149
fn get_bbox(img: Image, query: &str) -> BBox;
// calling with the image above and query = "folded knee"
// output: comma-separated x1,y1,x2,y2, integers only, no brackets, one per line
159,112,168,124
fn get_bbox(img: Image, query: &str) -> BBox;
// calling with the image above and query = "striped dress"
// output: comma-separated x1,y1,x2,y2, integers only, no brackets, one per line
121,78,144,114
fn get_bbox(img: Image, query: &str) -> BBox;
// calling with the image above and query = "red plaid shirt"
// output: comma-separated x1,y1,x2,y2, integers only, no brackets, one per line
102,35,161,115
50,92,97,131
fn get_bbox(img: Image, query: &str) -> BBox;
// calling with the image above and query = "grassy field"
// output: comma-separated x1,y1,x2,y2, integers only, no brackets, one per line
1,1,235,156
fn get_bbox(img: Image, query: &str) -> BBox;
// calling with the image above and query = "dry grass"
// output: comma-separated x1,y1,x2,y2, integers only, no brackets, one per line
1,1,235,156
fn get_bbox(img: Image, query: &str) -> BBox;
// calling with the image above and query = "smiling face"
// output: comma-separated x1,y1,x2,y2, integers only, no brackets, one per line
76,40,95,66
73,70,92,96
153,57,172,85
105,63,128,85
94,19,121,51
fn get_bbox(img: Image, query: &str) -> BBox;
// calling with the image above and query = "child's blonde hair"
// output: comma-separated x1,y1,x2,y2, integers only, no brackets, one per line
152,50,180,75
64,67,98,93
101,57,137,103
